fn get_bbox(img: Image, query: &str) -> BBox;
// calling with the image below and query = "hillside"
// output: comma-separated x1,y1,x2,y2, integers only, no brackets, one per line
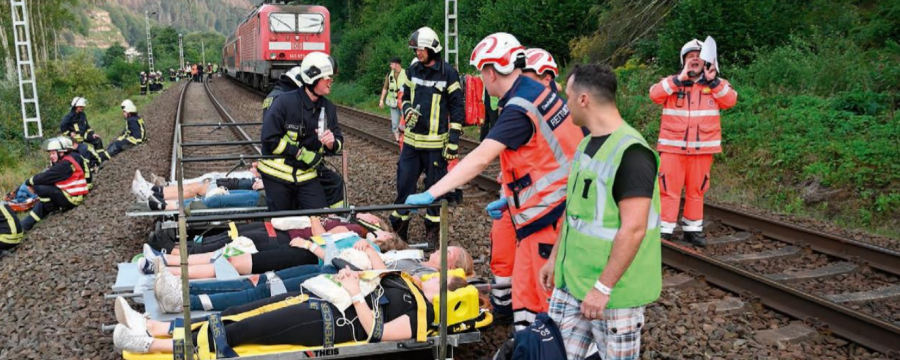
67,9,130,49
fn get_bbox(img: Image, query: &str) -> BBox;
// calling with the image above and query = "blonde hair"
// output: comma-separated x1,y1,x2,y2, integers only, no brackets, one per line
450,246,475,278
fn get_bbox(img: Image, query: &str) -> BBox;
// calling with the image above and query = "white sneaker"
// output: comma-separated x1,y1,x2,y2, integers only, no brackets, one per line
137,257,156,275
142,244,166,266
132,178,153,202
114,297,148,335
113,323,153,354
204,186,229,199
154,271,184,313
135,170,148,187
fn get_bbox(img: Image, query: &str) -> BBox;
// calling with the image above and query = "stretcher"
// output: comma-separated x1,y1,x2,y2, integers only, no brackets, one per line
123,276,492,360
126,202,268,218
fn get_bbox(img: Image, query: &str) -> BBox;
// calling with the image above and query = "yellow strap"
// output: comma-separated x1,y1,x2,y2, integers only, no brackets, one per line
399,273,427,342
311,235,326,246
222,294,309,322
228,222,239,240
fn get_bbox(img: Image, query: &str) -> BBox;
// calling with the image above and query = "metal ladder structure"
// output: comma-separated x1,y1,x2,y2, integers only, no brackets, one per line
444,0,459,68
10,0,43,139
178,34,184,71
144,10,155,74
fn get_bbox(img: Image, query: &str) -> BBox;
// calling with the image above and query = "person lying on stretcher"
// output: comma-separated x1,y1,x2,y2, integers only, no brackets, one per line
148,239,475,314
137,215,401,278
131,167,263,211
112,270,467,354
145,213,391,255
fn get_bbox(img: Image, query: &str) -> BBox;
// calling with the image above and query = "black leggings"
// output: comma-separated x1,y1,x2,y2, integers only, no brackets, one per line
148,223,292,253
223,293,368,347
249,247,318,274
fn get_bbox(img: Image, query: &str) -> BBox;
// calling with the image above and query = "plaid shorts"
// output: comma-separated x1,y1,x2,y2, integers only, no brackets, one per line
548,288,645,360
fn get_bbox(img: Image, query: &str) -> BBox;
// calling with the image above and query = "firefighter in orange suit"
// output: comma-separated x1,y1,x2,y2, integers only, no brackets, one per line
405,33,585,330
649,39,738,246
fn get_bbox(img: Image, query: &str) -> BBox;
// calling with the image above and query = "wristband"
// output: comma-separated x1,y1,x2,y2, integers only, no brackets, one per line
350,293,365,304
308,243,319,253
594,281,612,296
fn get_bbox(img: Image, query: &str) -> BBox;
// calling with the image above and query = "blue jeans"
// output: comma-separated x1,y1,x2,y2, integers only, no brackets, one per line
390,107,401,134
188,265,337,311
16,183,37,203
183,190,259,209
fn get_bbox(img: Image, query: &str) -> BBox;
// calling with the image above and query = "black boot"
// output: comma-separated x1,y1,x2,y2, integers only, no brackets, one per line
147,227,177,253
390,217,410,243
661,233,674,241
683,231,707,247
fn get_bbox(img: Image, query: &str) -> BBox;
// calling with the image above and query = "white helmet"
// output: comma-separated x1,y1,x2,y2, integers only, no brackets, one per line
408,27,442,53
524,48,558,78
42,136,72,152
680,39,703,65
299,52,336,86
121,99,137,113
470,33,526,75
71,97,87,108
283,66,304,87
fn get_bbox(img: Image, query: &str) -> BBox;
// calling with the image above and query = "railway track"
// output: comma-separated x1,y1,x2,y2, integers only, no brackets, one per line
223,77,900,354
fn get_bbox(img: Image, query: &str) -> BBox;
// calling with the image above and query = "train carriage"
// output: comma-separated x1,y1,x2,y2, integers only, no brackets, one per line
224,3,330,91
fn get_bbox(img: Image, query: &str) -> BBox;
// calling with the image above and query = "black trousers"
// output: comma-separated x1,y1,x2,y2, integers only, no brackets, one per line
106,140,135,157
21,185,79,231
390,146,447,239
318,165,345,208
249,247,319,274
260,174,327,211
147,223,291,254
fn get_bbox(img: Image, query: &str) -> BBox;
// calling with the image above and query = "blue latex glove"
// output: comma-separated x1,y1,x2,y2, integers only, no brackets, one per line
405,191,436,213
485,197,509,220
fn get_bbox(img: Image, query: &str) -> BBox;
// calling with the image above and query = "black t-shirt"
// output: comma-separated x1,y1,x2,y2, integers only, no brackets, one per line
583,136,657,203
379,275,435,330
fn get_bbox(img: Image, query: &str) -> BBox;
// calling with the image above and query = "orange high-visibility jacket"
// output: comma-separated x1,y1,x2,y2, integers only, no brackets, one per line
649,76,737,154
499,78,584,240
56,155,89,196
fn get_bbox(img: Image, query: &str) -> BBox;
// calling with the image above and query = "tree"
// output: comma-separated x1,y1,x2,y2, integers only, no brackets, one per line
102,43,126,66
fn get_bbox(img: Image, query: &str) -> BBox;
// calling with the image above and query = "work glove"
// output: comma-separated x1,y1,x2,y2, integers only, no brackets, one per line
485,197,508,220
404,105,421,129
443,143,459,160
405,191,435,214
296,146,323,169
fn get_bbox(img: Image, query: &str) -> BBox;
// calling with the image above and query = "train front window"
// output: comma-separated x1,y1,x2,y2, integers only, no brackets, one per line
297,14,325,33
269,13,296,32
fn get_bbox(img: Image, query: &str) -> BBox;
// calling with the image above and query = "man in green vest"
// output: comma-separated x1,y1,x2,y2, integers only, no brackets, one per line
379,57,407,142
539,64,661,359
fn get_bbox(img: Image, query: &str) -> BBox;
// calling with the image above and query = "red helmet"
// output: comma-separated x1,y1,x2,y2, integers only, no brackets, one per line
524,48,558,78
469,33,525,75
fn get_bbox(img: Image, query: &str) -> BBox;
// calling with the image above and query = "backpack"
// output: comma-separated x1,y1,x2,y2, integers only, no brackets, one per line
493,313,567,360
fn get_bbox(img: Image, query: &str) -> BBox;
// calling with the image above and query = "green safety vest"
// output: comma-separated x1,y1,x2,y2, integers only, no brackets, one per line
554,124,662,308
386,70,403,108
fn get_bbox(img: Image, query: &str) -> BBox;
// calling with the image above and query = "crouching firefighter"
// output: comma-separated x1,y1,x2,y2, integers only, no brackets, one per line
649,38,738,246
0,202,25,251
20,137,90,232
390,26,465,244
106,99,147,157
406,33,585,330
259,52,345,211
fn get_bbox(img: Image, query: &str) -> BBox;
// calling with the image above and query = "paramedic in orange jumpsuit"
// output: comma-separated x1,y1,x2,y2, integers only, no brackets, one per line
649,39,738,246
405,34,584,330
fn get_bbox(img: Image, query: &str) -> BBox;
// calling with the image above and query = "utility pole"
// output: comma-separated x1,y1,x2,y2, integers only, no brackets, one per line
145,10,155,74
201,38,206,65
10,0,42,139
178,34,184,70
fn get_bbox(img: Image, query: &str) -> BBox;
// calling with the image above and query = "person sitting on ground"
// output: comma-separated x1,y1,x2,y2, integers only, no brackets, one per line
60,96,110,167
106,100,147,157
0,201,25,251
20,137,90,232
150,240,473,314
146,212,393,255
113,270,466,354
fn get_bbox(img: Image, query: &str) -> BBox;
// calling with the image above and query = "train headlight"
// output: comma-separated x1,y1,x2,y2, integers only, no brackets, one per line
270,53,277,60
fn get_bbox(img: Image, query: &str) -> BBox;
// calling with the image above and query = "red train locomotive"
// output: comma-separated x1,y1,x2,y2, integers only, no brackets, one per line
223,3,330,91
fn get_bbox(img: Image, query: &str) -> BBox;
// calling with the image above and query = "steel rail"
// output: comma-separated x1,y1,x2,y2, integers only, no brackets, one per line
331,103,900,355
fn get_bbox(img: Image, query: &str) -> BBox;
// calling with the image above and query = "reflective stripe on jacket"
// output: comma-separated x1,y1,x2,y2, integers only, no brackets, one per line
649,76,737,154
554,124,662,307
57,155,89,197
499,76,585,240
0,203,24,245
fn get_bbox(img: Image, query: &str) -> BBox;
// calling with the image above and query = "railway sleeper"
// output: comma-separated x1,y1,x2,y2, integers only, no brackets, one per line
754,322,820,348
763,262,858,283
823,284,900,304
714,245,801,263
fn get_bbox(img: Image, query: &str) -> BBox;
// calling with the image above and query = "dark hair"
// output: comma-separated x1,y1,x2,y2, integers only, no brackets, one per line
566,64,617,104
390,57,401,64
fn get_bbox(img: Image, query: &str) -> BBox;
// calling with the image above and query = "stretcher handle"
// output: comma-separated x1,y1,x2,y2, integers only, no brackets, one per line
397,339,434,350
